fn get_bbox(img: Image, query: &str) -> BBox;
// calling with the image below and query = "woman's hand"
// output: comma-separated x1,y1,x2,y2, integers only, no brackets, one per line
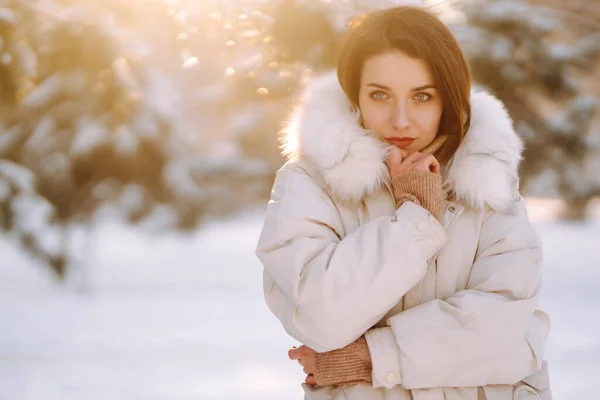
387,147,440,178
289,345,318,386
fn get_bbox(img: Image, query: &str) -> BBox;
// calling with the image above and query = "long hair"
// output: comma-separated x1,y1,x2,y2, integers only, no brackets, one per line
337,6,472,163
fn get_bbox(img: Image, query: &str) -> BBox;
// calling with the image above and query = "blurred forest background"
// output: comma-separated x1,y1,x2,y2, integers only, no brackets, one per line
1,0,600,280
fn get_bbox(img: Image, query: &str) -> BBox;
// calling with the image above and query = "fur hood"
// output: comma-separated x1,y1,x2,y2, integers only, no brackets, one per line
281,72,523,213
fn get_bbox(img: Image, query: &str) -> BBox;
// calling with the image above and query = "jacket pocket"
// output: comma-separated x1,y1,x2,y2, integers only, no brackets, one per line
482,361,551,400
482,384,539,400
512,383,540,400
513,361,551,400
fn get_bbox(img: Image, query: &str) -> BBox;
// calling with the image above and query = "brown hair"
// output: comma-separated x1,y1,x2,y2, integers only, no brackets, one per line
337,6,472,163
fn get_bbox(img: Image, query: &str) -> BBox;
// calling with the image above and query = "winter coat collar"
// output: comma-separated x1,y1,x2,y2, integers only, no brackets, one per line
281,71,523,213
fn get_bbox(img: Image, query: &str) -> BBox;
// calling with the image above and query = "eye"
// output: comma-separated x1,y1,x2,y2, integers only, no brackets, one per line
370,91,389,101
414,92,431,102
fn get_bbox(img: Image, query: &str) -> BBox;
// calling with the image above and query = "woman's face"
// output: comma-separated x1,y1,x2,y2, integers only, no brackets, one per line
358,50,444,154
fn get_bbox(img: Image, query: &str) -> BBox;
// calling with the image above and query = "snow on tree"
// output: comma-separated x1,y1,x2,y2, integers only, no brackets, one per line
453,0,600,218
0,160,66,276
4,0,599,281
0,0,272,279
236,0,600,218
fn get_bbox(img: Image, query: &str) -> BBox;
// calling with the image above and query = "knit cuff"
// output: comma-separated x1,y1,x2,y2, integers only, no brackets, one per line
314,336,373,387
391,170,446,220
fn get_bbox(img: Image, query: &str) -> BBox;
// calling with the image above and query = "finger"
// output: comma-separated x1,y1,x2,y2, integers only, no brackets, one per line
422,155,439,169
412,155,430,170
387,148,401,176
288,346,300,360
388,146,403,166
297,345,310,359
303,361,315,375
429,156,440,174
416,155,440,173
400,151,424,165
305,374,318,386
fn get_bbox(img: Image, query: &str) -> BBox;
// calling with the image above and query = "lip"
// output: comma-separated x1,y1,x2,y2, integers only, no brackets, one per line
386,137,416,148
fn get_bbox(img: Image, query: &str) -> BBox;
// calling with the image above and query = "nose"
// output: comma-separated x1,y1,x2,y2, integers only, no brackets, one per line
392,102,410,130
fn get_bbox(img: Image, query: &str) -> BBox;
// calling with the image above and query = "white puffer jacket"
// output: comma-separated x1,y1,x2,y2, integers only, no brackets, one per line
256,72,551,400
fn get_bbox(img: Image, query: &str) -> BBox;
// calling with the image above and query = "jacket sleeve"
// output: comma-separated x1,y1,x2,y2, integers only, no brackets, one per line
256,165,446,352
365,198,550,389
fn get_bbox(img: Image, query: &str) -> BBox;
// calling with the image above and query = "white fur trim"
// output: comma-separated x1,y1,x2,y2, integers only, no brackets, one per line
281,72,523,212
281,72,389,204
445,91,523,213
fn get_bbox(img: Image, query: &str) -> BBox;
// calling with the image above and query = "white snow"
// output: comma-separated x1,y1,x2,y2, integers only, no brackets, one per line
489,36,514,63
70,119,110,157
0,8,17,24
0,201,599,399
112,58,138,92
113,126,140,156
10,194,55,238
17,44,38,77
0,160,36,193
1,52,12,65
22,74,62,110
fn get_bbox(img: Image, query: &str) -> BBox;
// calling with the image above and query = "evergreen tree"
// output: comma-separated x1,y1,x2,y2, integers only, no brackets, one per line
455,0,600,218
0,0,272,279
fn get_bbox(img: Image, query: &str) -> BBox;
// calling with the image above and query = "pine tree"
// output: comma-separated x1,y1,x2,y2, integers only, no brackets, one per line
257,0,600,218
454,0,600,218
0,0,277,279
0,2,198,277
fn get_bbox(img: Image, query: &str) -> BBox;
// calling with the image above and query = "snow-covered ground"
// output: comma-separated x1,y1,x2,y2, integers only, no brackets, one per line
0,200,599,400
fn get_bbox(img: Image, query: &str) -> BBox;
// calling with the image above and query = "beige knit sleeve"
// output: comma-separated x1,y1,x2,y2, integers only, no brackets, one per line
391,170,446,220
313,336,372,387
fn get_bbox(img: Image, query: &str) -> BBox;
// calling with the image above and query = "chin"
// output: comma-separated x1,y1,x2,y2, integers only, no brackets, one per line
403,143,422,153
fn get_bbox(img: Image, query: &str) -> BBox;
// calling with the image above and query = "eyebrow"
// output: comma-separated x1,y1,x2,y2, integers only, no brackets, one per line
366,83,436,91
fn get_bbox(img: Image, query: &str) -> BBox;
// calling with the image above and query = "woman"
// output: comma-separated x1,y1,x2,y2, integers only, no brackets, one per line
256,5,551,400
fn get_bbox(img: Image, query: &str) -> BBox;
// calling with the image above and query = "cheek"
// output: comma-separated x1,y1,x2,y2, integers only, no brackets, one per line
413,105,443,135
359,103,390,130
